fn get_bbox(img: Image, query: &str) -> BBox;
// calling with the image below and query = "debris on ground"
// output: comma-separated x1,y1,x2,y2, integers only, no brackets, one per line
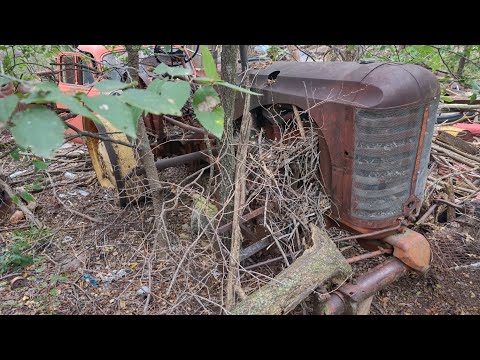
0,92,478,315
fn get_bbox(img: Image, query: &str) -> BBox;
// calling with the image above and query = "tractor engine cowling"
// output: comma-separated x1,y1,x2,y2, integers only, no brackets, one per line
235,61,440,235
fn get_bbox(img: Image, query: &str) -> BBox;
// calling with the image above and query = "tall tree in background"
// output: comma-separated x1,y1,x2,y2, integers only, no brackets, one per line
125,45,168,257
456,45,471,80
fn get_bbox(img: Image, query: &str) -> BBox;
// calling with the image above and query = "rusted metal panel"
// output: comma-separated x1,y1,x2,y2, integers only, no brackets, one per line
382,227,431,273
235,61,440,234
234,61,439,119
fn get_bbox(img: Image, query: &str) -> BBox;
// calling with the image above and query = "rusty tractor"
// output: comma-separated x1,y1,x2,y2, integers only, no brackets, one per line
49,46,440,314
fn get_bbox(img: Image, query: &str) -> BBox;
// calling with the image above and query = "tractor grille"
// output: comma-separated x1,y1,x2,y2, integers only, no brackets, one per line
351,104,426,220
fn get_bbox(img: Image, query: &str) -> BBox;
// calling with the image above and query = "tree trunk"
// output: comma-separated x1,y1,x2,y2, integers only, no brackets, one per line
125,45,168,256
218,45,239,217
231,224,351,315
456,45,471,80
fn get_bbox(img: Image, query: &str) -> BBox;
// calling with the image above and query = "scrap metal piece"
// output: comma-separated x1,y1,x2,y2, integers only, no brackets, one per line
83,116,138,207
382,228,431,273
322,258,409,315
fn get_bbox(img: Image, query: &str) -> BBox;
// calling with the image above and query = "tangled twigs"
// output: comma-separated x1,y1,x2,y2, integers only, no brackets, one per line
0,177,42,228
243,125,329,254
46,172,103,224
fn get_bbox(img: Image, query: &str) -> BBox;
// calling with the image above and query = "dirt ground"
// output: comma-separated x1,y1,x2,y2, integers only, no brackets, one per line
1,139,479,315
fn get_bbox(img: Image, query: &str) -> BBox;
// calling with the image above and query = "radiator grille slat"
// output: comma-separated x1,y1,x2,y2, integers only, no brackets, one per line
351,106,425,220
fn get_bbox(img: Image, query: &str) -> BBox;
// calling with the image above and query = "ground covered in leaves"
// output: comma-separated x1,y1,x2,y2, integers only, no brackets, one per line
1,138,479,315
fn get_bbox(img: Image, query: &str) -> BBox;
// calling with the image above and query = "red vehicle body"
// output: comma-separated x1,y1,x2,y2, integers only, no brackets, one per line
53,45,197,142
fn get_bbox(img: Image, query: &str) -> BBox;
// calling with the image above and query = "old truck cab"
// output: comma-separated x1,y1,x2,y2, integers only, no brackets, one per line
52,45,197,139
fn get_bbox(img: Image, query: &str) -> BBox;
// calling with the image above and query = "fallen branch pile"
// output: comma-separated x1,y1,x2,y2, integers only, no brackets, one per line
420,107,480,271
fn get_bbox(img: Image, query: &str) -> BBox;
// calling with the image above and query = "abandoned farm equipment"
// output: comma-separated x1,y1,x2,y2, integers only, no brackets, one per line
52,47,440,314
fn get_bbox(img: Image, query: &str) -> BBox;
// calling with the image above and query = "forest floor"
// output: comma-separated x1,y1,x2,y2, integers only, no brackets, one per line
1,138,479,315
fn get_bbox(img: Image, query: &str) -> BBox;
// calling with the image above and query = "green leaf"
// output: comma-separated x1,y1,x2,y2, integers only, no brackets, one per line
0,95,19,123
119,89,167,115
217,81,262,96
49,288,59,296
192,86,224,139
159,80,191,112
129,105,143,124
201,45,219,81
120,86,189,116
94,80,136,93
192,77,216,85
81,94,138,138
23,82,60,104
0,76,11,87
20,191,35,203
51,274,67,283
28,180,43,191
26,82,98,121
11,195,19,205
58,94,98,120
153,63,193,77
470,93,477,103
10,148,20,161
147,78,167,94
440,96,454,103
10,107,65,158
32,160,48,171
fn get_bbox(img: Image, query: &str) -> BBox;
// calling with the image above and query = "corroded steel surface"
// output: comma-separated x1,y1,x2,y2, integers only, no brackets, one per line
323,257,409,315
234,61,440,233
382,227,431,273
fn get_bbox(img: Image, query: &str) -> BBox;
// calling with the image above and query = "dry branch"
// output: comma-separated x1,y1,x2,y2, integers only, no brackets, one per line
231,224,351,315
436,131,479,155
433,140,480,163
46,173,103,224
431,143,479,167
0,178,42,228
226,92,253,310
439,103,480,110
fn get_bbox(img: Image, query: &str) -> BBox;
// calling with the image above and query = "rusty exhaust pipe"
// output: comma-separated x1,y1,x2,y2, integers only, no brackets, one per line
322,258,409,315
130,148,218,177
